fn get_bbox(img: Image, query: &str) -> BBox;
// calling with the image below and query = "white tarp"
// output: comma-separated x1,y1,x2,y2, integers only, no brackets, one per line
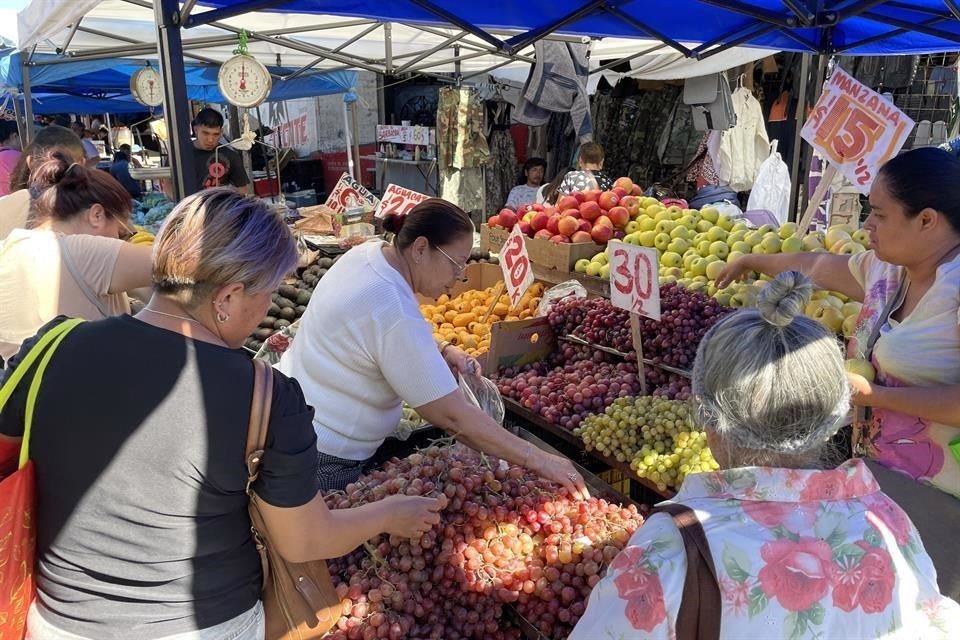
15,0,777,79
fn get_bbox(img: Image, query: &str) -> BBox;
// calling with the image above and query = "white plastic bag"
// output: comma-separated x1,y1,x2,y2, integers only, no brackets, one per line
746,140,791,225
536,280,588,317
459,373,505,425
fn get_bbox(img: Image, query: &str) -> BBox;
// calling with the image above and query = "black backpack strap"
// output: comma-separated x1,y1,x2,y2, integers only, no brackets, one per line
653,503,722,640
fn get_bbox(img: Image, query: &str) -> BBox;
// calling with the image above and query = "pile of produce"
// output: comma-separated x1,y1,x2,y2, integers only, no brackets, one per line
547,283,735,371
488,178,641,246
324,444,646,640
575,396,719,493
131,192,174,230
244,255,340,352
420,282,546,359
467,249,500,266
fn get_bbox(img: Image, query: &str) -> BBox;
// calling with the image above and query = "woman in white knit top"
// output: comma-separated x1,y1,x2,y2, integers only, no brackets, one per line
281,199,588,497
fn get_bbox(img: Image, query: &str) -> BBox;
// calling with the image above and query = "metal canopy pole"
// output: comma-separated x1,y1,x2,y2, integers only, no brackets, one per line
589,43,668,74
409,0,508,52
395,32,468,74
154,0,197,199
601,7,693,57
861,11,960,44
384,22,393,74
284,22,383,81
695,0,797,27
58,19,82,54
834,14,951,52
697,23,780,60
20,60,34,145
789,53,812,222
504,0,606,51
184,0,293,28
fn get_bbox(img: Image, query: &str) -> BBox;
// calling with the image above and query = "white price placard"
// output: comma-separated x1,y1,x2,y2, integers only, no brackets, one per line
801,67,914,194
375,184,430,219
608,241,660,320
500,225,534,309
324,173,380,214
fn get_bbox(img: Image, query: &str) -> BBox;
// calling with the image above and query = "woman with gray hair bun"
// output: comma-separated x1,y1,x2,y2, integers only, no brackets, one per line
1,188,443,640
571,271,960,640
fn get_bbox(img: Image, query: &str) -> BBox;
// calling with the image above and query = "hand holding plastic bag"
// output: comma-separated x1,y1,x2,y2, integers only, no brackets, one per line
458,373,505,425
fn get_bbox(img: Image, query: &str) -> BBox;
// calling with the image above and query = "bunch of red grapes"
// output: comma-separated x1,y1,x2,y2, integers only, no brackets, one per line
324,445,646,640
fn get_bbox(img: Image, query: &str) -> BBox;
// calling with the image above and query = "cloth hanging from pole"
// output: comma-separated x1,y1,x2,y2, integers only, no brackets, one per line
514,41,593,143
438,86,488,217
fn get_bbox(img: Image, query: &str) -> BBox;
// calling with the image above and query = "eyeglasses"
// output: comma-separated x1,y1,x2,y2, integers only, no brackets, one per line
117,219,137,242
433,245,467,279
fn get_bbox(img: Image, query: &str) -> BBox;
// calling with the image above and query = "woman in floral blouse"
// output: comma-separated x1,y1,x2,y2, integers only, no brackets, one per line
571,272,960,640
715,147,960,597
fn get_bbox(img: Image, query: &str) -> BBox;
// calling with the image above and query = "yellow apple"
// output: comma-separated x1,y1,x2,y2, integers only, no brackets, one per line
662,251,683,268
705,260,727,281
825,228,852,251
654,233,672,252
706,227,729,242
592,252,608,265
696,219,714,233
836,241,866,255
586,261,602,277
781,237,804,253
700,207,720,223
727,250,745,263
805,300,845,333
668,238,691,254
851,229,871,246
842,302,863,318
802,232,825,251
574,258,590,273
760,233,783,254
842,314,858,338
670,225,691,240
731,241,752,255
638,230,657,247
625,220,641,234
845,358,875,382
728,230,748,244
599,264,611,279
778,222,799,239
744,230,764,246
655,219,676,234
709,241,729,259
717,215,735,231
639,217,657,232
713,290,732,306
823,295,844,310
697,240,712,256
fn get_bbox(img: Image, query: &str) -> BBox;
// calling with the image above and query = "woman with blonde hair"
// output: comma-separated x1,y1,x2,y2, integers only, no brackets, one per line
0,188,443,640
571,272,960,639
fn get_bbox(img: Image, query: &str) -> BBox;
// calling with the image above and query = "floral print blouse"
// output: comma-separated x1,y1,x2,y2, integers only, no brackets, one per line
570,460,960,640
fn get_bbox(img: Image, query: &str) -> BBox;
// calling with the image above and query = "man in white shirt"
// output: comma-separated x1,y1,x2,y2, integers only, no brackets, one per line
505,157,546,211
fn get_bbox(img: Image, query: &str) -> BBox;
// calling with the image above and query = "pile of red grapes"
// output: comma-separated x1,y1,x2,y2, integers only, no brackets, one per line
324,445,646,640
547,283,735,371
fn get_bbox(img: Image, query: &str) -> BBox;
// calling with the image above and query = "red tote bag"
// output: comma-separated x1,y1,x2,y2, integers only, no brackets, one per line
0,319,83,639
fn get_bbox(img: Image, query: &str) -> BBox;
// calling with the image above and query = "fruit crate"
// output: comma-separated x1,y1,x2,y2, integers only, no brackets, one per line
480,224,603,273
598,468,630,496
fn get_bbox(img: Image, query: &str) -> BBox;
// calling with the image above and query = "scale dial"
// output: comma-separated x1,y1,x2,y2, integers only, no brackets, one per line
218,55,272,108
130,67,163,107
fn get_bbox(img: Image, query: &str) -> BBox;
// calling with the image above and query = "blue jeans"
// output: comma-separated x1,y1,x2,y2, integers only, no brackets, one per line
26,600,265,640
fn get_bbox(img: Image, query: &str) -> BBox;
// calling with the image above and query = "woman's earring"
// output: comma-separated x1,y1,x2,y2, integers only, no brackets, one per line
215,306,230,323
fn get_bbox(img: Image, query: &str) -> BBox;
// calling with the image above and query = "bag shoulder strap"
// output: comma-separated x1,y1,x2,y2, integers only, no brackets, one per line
0,318,84,469
56,234,112,319
653,503,721,640
245,358,274,495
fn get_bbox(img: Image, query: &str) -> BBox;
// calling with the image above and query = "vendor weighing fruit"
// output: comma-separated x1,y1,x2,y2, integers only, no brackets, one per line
280,199,589,498
716,147,960,598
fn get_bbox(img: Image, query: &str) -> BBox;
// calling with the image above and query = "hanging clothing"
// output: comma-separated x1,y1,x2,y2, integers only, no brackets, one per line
718,86,770,192
484,100,518,212
686,131,722,189
514,41,593,143
438,87,489,216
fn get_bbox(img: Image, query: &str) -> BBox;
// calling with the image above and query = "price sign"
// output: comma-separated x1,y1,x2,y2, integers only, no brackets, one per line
609,241,661,321
500,225,534,308
801,67,914,194
324,172,380,214
375,184,431,219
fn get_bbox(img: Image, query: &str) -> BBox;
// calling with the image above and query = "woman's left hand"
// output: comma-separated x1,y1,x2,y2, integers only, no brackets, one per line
847,371,875,406
443,345,482,378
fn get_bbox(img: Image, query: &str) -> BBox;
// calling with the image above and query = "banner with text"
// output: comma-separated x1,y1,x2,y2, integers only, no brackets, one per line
324,172,380,214
500,226,534,309
609,242,661,321
375,184,430,219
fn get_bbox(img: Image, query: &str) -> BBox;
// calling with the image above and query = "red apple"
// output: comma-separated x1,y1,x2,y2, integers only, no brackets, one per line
557,195,580,212
578,219,593,233
498,209,518,229
591,224,613,244
598,191,619,211
580,201,602,222
607,206,629,228
614,177,634,193
557,216,579,237
571,230,593,244
594,215,613,228
534,229,553,240
530,211,550,232
518,221,532,236
572,192,586,204
561,208,581,220
632,185,642,196
582,189,601,203
531,203,545,212
546,214,561,235
612,187,627,200
488,215,500,228
550,234,569,244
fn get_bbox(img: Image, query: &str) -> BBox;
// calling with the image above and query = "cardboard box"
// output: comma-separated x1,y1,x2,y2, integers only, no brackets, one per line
486,316,556,372
479,224,603,273
416,263,502,306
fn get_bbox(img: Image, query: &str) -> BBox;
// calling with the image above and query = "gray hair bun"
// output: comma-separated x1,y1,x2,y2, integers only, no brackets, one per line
756,271,814,328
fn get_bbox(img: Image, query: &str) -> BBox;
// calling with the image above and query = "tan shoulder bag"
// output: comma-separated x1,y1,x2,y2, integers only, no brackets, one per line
246,358,342,639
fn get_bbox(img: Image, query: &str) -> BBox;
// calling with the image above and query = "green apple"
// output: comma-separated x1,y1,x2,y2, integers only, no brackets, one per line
586,261,602,277
691,257,709,277
695,219,714,233
837,241,866,255
700,207,719,223
706,227,728,242
781,236,804,253
852,229,871,246
744,230,764,246
823,295,844,310
638,230,657,247
654,233,672,252
842,314,858,338
655,219,676,234
599,264,611,279
845,358,875,382
708,241,729,259
778,222,799,239
731,222,749,234
670,225,691,240
825,228,853,252
726,250,745,263
757,223,776,235
683,252,699,270
654,210,673,223
805,299,845,333
678,215,698,229
592,252,608,265
574,258,590,273
695,240,711,257
639,217,657,232
717,214,734,231
760,233,782,254
731,241,752,254
727,230,748,244
705,260,726,281
625,220,641,234
661,251,683,268
842,301,863,318
713,290,732,306
802,232,825,251
667,238,691,254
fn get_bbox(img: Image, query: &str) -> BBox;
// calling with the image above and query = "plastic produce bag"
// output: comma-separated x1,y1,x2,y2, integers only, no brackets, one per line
459,373,505,425
536,281,588,317
746,140,791,225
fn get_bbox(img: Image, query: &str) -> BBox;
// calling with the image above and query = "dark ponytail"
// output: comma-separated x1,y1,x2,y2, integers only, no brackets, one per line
386,199,474,251
31,150,132,223
878,147,960,233
9,124,85,192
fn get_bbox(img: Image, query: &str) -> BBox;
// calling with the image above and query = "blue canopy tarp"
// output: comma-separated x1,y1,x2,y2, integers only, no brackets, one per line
185,0,960,55
27,93,147,114
0,52,357,104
